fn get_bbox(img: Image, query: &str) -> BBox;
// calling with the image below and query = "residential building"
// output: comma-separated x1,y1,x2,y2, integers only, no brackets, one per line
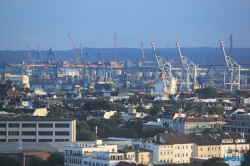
22,108,48,116
173,117,226,134
158,112,186,128
188,133,221,158
134,132,194,164
187,132,249,159
118,149,152,164
121,106,149,122
64,140,134,166
143,122,162,131
0,117,76,142
8,150,50,166
222,113,250,137
90,110,117,119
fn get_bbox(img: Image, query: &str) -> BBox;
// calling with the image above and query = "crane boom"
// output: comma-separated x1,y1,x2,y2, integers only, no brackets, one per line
220,40,239,70
151,42,172,77
27,44,31,59
176,42,197,70
141,42,145,61
67,33,81,65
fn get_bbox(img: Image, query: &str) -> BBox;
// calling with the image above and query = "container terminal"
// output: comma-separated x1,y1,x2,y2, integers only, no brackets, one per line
1,35,250,99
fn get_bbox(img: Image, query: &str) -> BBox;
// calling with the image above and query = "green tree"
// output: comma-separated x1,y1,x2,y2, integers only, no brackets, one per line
201,157,229,166
150,105,162,116
241,149,250,166
5,79,13,86
47,152,64,166
0,153,21,166
143,115,158,122
77,129,96,141
82,100,111,111
207,106,223,115
195,86,218,97
47,106,74,118
28,157,47,166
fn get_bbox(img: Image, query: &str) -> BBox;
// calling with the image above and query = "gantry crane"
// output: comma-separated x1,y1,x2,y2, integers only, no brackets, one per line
220,40,249,92
176,42,199,92
151,42,177,94
47,48,62,92
68,33,90,89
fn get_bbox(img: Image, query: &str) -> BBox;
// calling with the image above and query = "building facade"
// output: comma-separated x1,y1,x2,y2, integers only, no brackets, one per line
0,117,76,142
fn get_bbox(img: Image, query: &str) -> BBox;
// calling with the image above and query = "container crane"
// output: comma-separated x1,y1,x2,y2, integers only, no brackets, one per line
176,42,199,92
220,40,248,92
68,33,89,88
151,42,177,95
141,42,145,61
48,48,62,92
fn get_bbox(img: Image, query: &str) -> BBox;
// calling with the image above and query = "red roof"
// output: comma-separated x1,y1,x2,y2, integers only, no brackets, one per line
7,89,23,96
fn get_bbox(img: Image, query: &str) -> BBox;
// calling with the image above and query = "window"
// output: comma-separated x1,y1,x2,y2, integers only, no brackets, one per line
0,123,6,127
38,131,53,135
8,131,19,135
24,155,36,166
22,139,36,142
0,131,6,135
201,147,202,151
208,147,210,151
55,131,69,136
39,139,53,142
55,123,69,128
38,123,53,128
22,123,36,128
55,139,69,142
8,123,19,127
0,139,6,142
8,139,18,142
22,131,36,135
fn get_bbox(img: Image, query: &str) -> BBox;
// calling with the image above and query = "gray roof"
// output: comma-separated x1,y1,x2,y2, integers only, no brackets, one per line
0,117,76,121
156,133,193,144
0,140,132,153
188,133,220,146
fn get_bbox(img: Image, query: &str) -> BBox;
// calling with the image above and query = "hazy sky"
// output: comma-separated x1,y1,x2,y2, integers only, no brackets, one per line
0,0,250,50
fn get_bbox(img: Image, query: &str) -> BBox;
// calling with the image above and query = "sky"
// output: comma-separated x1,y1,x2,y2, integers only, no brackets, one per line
0,0,250,50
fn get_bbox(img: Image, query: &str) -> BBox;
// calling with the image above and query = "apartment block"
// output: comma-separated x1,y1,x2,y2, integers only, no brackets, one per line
0,117,76,142
173,117,226,134
64,140,133,166
222,113,250,137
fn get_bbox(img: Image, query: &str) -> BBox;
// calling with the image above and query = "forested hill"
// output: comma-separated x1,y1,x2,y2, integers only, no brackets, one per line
1,47,250,66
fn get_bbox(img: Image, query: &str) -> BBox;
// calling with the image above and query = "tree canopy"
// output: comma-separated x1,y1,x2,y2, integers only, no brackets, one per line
82,100,111,111
47,106,74,118
47,152,64,166
207,106,223,115
0,153,21,166
241,149,250,166
28,157,47,166
195,86,218,97
201,157,229,166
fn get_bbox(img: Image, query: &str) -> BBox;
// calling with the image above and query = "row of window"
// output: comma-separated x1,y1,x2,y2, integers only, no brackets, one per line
7,139,69,142
0,123,70,128
82,161,107,166
200,147,220,151
7,131,70,136
175,145,193,150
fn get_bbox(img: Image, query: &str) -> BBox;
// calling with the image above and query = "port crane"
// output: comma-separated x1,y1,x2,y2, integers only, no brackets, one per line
220,40,249,92
68,33,90,89
151,42,177,94
176,42,199,92
47,48,62,92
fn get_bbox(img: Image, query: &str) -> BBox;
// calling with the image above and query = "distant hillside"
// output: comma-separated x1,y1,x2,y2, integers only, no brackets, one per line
1,47,250,66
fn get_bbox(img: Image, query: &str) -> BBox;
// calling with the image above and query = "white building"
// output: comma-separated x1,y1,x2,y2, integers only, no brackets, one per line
158,112,186,128
64,140,133,166
90,110,117,119
121,106,149,122
133,132,194,164
0,117,76,142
